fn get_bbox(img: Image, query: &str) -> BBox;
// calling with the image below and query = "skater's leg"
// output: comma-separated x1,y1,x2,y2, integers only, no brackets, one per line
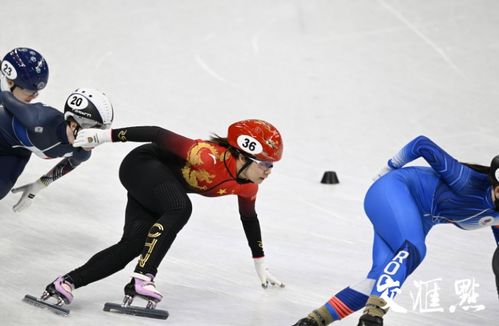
295,175,429,326
124,181,192,302
65,195,155,289
364,174,428,270
134,181,192,276
357,175,428,324
119,159,192,302
297,279,374,326
0,152,30,199
294,235,390,326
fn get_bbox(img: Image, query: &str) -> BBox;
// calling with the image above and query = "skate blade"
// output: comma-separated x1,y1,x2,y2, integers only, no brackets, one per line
103,302,168,320
23,294,70,316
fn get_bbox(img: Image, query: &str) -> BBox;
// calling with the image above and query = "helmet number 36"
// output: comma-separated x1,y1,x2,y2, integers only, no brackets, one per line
237,135,263,155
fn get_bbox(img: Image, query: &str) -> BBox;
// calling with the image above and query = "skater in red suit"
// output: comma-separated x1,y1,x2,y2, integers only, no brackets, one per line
40,119,284,311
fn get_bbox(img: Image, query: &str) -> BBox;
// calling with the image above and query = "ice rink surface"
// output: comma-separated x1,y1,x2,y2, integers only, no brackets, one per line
2,0,499,325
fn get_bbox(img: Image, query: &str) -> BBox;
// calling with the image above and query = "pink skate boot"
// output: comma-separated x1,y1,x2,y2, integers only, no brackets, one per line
42,275,74,305
123,272,163,309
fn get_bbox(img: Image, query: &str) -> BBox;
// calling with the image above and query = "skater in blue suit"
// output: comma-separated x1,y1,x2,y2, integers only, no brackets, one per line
1,56,114,212
294,135,499,326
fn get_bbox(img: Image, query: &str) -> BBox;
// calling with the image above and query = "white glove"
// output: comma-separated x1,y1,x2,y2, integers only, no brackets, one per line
73,128,112,148
253,257,285,288
373,166,392,181
11,179,47,212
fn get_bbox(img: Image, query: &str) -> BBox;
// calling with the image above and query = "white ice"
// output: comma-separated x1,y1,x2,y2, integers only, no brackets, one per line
1,0,499,325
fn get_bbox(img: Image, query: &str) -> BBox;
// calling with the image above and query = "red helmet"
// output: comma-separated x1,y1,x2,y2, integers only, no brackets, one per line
227,119,283,162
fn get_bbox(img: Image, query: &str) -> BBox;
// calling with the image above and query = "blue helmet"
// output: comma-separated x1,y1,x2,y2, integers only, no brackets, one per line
1,47,49,91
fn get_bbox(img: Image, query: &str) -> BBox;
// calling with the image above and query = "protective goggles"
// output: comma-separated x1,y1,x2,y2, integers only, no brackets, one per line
73,115,109,130
247,156,274,169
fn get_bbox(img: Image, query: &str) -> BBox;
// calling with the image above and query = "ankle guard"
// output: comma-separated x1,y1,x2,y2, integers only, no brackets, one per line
308,306,333,325
363,296,387,318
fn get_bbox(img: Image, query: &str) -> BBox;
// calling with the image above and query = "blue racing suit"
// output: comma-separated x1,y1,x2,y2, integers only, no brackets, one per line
308,135,499,323
0,91,91,199
366,135,499,301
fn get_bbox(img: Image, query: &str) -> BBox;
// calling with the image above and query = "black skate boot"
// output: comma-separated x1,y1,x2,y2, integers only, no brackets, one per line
357,295,386,326
357,314,383,326
293,317,319,326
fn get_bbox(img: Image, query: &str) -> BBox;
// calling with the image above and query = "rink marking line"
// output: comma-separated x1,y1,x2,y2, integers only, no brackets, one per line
377,0,465,78
194,53,245,90
194,53,230,84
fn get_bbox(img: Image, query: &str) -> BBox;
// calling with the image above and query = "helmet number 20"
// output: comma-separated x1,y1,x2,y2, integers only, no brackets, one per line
70,95,83,107
67,94,88,110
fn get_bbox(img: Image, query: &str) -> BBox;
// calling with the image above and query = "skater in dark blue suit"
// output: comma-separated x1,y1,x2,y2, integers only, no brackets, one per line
294,135,499,326
0,73,114,211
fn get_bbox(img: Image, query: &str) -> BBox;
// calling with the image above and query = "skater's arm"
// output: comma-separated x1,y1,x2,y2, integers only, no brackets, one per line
41,155,90,184
387,135,470,191
74,126,195,158
238,195,264,258
1,91,45,126
11,154,90,212
238,190,284,288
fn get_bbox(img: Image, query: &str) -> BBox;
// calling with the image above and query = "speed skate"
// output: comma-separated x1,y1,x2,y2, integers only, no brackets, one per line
103,272,168,319
23,294,70,316
103,296,169,320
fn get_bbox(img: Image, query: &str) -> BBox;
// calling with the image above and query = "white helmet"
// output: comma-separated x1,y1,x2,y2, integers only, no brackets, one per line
64,88,114,129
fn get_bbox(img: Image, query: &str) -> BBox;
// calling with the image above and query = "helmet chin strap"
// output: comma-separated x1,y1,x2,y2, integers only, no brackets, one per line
223,150,253,183
72,125,81,138
236,159,252,180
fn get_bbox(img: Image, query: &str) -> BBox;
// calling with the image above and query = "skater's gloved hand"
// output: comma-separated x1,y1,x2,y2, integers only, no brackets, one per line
253,257,285,289
73,128,112,148
11,179,47,212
